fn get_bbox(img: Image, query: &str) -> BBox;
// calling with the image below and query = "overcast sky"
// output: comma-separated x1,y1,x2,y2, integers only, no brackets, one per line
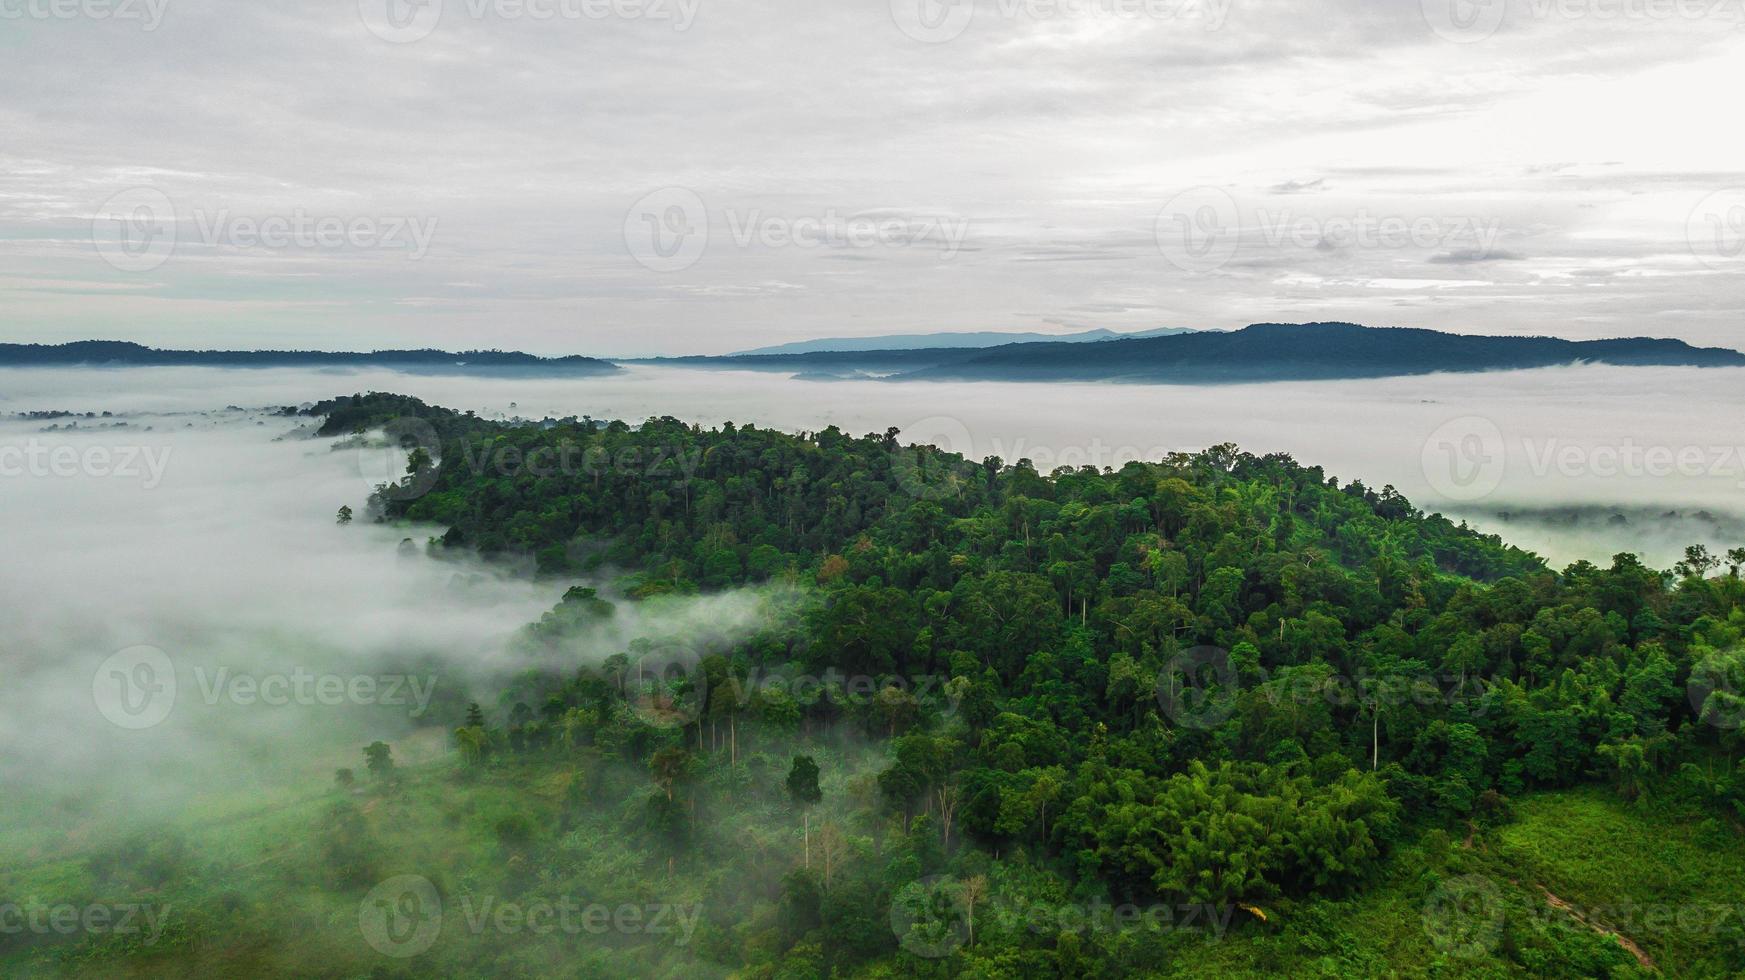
2,0,1742,356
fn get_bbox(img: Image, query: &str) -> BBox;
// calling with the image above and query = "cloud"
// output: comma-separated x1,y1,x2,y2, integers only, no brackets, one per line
0,383,778,838
1430,248,1528,263
0,1,1742,355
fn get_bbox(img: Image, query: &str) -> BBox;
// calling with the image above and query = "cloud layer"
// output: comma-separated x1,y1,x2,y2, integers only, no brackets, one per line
1,0,1743,354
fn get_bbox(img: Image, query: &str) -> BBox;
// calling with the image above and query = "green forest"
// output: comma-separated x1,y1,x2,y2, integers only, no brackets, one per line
8,390,1745,978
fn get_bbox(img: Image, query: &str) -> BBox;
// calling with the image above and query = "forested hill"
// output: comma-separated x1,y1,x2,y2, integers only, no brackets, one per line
631,321,1745,383
894,321,1745,382
0,340,619,375
306,393,1745,976
315,390,1544,586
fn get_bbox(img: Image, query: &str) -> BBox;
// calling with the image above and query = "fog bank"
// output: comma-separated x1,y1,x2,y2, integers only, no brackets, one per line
5,362,1739,566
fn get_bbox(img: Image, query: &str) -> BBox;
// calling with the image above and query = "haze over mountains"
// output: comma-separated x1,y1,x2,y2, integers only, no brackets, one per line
0,340,619,376
6,323,1742,384
731,326,1199,355
654,322,1745,382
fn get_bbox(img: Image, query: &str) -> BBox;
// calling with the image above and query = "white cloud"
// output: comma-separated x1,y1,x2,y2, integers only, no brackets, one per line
0,0,1742,354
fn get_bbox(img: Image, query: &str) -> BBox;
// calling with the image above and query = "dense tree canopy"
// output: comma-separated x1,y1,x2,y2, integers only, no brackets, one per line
308,392,1745,976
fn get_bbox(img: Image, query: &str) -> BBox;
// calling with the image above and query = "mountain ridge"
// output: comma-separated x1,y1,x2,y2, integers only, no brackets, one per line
731,325,1199,355
893,321,1745,382
0,340,619,376
7,323,1740,383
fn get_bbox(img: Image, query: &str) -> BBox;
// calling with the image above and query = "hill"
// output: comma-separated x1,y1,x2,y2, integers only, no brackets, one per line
895,321,1745,382
731,326,1198,356
0,341,619,376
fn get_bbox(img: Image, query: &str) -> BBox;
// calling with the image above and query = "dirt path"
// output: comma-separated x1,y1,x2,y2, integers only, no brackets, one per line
1537,886,1656,972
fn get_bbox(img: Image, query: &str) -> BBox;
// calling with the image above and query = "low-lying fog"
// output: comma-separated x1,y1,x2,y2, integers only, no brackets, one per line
0,402,775,859
5,360,1739,568
1,361,1737,854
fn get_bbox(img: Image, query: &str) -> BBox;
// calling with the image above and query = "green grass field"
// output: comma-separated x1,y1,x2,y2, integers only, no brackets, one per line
4,762,1742,978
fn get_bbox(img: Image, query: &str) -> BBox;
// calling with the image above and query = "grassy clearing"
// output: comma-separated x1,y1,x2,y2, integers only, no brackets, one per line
4,767,1742,978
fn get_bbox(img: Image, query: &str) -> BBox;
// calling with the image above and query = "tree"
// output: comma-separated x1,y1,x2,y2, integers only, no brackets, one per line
1676,544,1721,579
816,821,849,891
788,755,822,867
363,741,394,781
455,725,489,767
787,755,823,806
650,746,692,802
336,505,353,525
961,874,988,948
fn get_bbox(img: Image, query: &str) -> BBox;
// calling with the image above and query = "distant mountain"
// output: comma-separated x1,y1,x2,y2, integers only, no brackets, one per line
642,347,983,379
0,341,619,376
892,322,1745,383
731,326,1197,356
13,324,1738,385
640,322,1745,382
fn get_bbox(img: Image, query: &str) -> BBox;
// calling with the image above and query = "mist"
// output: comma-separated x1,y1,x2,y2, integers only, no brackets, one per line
0,405,776,863
1,362,1737,975
1,358,1732,864
5,361,1740,568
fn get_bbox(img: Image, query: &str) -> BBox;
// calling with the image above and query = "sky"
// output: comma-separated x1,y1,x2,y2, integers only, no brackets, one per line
2,0,1743,356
